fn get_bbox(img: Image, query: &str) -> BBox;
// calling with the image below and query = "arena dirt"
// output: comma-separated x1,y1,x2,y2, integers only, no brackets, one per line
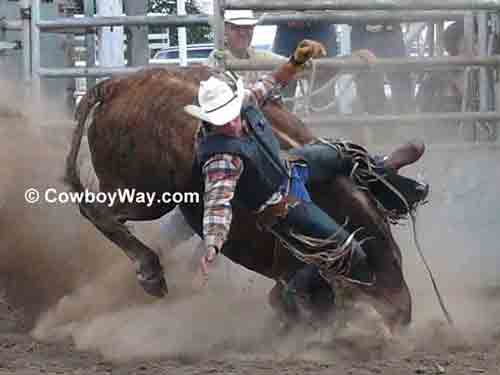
0,78,499,374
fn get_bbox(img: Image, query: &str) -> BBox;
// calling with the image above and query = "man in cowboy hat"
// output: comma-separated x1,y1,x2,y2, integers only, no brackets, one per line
417,20,479,113
156,9,285,267
184,39,429,323
206,10,286,82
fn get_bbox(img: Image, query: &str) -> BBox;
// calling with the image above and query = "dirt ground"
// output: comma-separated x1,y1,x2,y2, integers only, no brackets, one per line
0,80,499,375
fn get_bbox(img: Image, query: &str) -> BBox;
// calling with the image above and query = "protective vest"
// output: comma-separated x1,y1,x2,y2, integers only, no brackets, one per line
196,104,290,211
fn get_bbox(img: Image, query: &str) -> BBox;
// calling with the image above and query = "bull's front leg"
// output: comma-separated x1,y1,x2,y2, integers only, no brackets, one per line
78,201,168,297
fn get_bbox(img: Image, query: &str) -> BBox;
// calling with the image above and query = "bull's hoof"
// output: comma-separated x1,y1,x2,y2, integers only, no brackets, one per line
136,257,168,297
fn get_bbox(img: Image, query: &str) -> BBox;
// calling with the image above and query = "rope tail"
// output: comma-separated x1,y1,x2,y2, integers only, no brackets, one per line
410,210,454,325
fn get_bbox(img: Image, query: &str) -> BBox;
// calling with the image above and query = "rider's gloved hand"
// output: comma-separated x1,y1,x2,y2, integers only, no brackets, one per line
291,39,327,67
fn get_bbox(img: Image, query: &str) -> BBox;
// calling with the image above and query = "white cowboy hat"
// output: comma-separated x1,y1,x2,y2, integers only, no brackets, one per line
224,10,258,26
184,74,245,126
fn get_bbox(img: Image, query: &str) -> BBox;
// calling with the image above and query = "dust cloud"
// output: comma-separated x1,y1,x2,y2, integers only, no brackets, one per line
0,80,278,360
0,75,499,364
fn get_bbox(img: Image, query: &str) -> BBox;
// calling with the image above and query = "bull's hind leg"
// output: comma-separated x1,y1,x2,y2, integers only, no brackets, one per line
78,201,168,297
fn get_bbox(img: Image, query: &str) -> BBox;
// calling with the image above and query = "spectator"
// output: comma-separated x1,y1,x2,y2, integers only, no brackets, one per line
207,10,285,84
272,15,338,109
350,21,413,114
416,21,478,113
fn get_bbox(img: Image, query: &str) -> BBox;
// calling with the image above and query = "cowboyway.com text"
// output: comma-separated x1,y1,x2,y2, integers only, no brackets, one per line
24,188,199,207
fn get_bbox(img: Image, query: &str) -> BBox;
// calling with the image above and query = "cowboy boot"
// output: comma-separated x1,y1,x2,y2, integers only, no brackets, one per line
370,141,429,215
283,265,331,326
383,140,425,171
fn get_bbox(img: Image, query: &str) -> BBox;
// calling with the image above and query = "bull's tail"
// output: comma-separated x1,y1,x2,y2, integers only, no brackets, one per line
64,79,112,193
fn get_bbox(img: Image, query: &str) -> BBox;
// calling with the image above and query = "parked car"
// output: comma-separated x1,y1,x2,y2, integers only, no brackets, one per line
150,43,214,64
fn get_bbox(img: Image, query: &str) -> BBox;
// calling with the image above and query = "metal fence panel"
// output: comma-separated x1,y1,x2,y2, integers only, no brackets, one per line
304,112,500,127
226,0,500,11
226,55,500,73
37,15,210,31
258,11,468,24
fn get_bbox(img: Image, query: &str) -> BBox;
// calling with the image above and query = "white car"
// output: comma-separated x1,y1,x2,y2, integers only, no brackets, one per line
150,43,214,64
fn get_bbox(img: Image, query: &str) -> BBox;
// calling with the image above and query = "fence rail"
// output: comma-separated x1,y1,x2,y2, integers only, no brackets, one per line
0,0,497,143
37,14,210,32
39,66,156,78
37,112,500,130
226,55,500,72
225,0,500,11
305,112,500,127
37,54,500,78
0,19,22,31
258,10,468,24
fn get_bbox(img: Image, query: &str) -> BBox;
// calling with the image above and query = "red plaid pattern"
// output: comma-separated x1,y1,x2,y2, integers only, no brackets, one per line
202,154,244,252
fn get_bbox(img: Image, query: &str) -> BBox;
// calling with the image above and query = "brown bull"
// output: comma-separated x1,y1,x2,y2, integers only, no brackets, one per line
65,65,412,333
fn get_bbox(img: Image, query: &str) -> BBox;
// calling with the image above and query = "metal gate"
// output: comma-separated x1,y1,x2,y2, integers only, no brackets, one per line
1,0,500,141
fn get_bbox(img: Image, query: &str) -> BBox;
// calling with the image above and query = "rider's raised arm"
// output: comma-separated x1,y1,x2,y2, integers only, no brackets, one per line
242,44,377,109
243,39,327,108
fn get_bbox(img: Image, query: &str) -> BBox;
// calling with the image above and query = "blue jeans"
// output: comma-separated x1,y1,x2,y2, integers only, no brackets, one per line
272,143,372,319
273,23,337,58
351,24,413,114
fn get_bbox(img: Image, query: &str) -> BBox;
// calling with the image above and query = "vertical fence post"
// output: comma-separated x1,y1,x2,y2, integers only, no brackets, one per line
478,12,489,111
425,22,434,56
212,0,225,69
461,12,477,141
84,0,96,90
478,12,497,139
62,2,77,114
435,22,443,56
31,0,41,105
123,0,148,66
20,0,31,83
493,12,500,132
177,0,188,67
0,3,6,45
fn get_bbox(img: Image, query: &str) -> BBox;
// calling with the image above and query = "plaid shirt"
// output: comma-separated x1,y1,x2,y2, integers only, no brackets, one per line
202,74,282,252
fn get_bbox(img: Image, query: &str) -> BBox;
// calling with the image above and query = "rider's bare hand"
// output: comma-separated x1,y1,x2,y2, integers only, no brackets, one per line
200,245,217,277
192,245,218,290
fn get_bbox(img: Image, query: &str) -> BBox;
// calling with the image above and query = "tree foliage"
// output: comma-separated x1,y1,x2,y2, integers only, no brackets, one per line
148,0,212,45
